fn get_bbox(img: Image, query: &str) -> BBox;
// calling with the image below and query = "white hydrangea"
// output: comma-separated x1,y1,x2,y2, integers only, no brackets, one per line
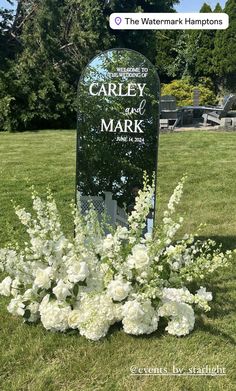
107,277,131,302
0,276,12,296
122,299,159,335
67,261,89,283
74,293,122,341
127,244,150,271
39,295,71,332
158,302,195,336
34,267,52,289
162,287,194,304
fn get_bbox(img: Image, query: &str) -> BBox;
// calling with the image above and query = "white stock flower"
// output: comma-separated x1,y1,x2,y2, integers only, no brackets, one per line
0,276,12,296
194,287,213,311
39,295,71,332
67,261,89,283
196,287,212,302
54,236,68,253
127,244,150,270
15,208,31,225
52,280,72,301
122,299,159,335
102,234,114,252
107,277,131,302
158,302,195,336
116,226,128,240
34,267,52,289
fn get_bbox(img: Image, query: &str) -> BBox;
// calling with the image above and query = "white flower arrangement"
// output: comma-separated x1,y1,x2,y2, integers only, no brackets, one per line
0,176,233,341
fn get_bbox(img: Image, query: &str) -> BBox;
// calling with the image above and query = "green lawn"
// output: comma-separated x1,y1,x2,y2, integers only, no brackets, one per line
0,130,236,391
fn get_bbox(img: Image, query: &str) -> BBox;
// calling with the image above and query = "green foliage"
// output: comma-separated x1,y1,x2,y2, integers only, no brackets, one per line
169,4,216,82
0,4,15,70
162,78,217,106
0,0,179,131
214,2,223,12
155,31,181,81
1,0,235,131
214,0,236,90
106,0,179,63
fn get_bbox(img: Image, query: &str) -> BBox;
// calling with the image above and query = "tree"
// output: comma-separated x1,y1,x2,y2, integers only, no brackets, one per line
1,0,180,131
214,2,223,12
1,0,115,130
105,0,179,64
0,1,15,70
155,31,181,82
181,4,216,81
214,0,236,91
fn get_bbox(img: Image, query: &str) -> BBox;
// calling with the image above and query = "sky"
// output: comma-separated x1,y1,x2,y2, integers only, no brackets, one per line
0,0,227,12
175,0,227,12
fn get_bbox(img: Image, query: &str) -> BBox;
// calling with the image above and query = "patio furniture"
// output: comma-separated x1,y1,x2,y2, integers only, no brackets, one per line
160,95,179,129
202,94,236,125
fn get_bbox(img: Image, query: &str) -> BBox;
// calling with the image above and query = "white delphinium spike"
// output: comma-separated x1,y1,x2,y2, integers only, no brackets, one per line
128,171,154,245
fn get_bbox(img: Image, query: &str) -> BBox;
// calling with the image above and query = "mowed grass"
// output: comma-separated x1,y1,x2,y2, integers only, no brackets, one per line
0,130,236,391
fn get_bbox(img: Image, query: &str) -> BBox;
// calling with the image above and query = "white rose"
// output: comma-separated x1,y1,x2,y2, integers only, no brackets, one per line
34,267,52,289
11,277,21,297
7,296,25,316
107,278,131,301
26,302,40,322
67,261,89,283
23,288,38,301
53,280,72,301
68,310,80,329
0,276,12,296
127,244,150,270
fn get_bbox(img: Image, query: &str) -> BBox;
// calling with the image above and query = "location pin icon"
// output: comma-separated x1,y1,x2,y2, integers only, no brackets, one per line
115,17,122,26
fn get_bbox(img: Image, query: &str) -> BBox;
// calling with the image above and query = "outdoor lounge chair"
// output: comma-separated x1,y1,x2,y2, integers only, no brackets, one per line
202,94,236,125
160,95,180,129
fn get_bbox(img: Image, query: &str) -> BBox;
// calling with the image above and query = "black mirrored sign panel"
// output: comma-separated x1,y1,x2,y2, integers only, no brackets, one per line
76,49,160,230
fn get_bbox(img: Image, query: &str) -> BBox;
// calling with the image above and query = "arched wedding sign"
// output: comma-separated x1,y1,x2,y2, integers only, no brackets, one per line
76,48,160,230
